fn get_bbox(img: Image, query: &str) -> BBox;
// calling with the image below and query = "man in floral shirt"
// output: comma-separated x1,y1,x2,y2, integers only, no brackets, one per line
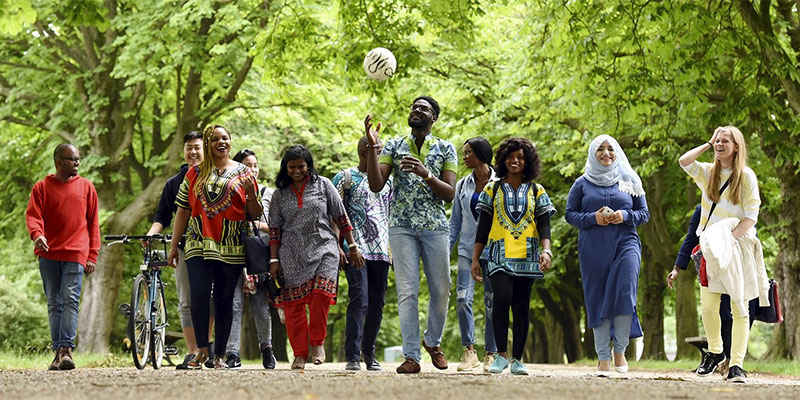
363,96,458,374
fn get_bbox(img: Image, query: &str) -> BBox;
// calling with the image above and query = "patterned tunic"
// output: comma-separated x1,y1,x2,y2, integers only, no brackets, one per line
268,177,352,306
476,181,556,278
175,164,258,264
332,167,392,263
379,133,457,231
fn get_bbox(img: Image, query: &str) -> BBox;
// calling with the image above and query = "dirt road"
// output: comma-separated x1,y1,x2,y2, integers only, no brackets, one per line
1,362,797,400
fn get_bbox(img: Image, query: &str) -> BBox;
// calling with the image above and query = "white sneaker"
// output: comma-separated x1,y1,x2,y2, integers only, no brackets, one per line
457,348,480,371
482,353,496,373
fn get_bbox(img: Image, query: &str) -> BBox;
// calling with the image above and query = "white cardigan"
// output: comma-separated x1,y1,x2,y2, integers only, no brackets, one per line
699,217,770,316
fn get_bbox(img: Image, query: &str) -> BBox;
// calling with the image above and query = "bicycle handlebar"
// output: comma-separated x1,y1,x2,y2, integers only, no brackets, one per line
104,234,174,243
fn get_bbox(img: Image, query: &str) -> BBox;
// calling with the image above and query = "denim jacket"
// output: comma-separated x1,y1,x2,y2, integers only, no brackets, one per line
448,168,496,260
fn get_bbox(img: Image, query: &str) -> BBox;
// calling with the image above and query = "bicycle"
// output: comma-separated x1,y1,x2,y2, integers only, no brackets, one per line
105,234,177,369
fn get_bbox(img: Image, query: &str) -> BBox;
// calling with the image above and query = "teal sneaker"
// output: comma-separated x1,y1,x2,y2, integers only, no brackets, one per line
510,358,529,375
487,354,509,373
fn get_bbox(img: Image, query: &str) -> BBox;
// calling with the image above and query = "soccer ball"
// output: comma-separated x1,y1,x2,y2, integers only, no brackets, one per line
363,47,396,81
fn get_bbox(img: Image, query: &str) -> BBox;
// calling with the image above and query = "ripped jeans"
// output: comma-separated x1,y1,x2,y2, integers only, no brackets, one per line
456,256,496,353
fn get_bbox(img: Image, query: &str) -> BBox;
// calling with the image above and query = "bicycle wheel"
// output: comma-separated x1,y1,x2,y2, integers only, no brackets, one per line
150,277,167,369
130,274,151,369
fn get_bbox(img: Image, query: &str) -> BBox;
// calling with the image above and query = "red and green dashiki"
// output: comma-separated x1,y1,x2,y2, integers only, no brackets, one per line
175,163,258,264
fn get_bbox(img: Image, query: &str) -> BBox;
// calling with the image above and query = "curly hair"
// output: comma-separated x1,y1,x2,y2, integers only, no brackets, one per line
275,145,318,189
494,137,541,182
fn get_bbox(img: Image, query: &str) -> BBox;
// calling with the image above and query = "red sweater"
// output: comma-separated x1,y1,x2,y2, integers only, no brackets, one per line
26,174,100,265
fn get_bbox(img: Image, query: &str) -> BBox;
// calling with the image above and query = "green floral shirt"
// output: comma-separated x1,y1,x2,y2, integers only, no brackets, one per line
379,133,458,231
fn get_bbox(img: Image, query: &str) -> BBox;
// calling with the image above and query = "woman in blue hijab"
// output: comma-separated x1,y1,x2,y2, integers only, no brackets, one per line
565,134,649,375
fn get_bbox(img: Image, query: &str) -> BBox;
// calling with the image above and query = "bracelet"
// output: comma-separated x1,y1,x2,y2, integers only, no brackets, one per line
367,143,381,149
543,249,553,257
423,171,433,181
269,258,279,264
707,141,713,147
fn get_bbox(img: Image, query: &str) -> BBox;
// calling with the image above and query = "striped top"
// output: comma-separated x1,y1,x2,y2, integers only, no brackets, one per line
681,161,760,237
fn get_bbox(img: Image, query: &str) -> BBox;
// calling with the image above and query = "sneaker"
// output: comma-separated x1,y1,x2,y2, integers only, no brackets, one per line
48,350,60,371
396,358,420,374
58,347,75,370
422,339,448,370
483,353,496,372
364,353,382,371
457,348,480,371
510,358,528,375
205,343,215,369
345,360,361,371
487,354,509,374
726,365,747,383
696,352,726,377
225,353,242,369
261,346,276,369
596,360,612,377
176,353,196,370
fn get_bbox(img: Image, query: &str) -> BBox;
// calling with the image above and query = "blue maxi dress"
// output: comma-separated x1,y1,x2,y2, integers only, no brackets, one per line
565,176,649,338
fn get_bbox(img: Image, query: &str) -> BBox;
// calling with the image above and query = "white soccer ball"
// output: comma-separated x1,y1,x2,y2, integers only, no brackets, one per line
363,47,396,81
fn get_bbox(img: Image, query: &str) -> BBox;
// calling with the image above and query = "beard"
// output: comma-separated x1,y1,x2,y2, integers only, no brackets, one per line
407,115,431,129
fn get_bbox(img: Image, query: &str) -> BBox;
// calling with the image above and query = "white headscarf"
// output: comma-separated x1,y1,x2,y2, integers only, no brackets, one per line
583,134,645,197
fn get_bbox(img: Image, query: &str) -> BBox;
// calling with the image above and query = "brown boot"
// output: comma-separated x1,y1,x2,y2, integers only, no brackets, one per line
48,350,61,370
311,345,326,365
422,340,448,370
396,358,420,374
58,347,75,370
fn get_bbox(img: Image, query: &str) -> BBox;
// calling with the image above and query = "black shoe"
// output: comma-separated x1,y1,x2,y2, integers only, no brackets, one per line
726,365,747,383
261,346,276,369
364,353,382,371
696,352,726,377
345,360,361,371
205,343,215,369
225,353,242,369
176,353,196,370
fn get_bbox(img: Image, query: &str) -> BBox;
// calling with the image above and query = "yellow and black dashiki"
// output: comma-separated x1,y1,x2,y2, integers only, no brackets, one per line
476,181,556,279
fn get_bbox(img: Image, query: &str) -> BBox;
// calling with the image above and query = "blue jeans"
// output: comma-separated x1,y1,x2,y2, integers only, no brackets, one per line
344,260,391,361
389,227,451,362
456,256,496,352
39,257,84,350
593,313,633,360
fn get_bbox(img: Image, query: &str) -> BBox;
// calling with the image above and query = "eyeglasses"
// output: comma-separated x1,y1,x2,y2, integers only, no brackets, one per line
61,157,81,164
410,104,432,113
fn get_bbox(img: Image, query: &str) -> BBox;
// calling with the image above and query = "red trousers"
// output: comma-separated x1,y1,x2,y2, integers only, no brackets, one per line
283,291,332,358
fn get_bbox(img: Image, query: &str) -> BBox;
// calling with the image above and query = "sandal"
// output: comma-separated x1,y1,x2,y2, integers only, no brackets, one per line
187,352,209,370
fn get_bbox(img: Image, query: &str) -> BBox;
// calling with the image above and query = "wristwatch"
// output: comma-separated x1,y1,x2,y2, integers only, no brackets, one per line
423,171,433,181
269,258,279,264
543,249,553,257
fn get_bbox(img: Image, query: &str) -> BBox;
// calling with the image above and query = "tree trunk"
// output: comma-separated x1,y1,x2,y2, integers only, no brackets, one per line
77,177,167,353
637,175,671,360
765,166,800,359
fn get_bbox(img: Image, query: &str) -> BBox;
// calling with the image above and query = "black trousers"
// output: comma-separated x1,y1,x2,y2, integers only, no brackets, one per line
343,260,391,361
490,271,534,360
186,257,243,355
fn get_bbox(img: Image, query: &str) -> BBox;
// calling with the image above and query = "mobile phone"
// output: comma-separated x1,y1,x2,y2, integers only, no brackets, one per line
601,206,615,216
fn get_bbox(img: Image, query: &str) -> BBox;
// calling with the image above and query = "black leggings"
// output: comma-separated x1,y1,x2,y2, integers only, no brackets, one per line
490,271,534,360
186,257,243,355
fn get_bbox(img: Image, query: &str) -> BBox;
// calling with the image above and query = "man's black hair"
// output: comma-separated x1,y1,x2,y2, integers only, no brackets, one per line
413,95,440,118
184,130,203,143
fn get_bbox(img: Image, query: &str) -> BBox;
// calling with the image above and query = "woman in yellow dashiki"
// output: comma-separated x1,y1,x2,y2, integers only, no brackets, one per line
470,137,556,375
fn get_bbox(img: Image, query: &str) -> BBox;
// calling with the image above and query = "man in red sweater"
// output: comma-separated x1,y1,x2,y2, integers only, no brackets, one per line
26,143,100,371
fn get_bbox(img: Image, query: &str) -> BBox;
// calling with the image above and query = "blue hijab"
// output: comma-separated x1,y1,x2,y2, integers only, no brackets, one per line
584,135,645,197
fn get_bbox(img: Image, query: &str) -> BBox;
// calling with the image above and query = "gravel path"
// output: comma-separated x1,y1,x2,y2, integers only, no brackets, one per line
1,362,797,400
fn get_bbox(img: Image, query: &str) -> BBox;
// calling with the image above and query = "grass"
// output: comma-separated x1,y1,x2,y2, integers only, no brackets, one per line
573,358,800,377
0,349,130,370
